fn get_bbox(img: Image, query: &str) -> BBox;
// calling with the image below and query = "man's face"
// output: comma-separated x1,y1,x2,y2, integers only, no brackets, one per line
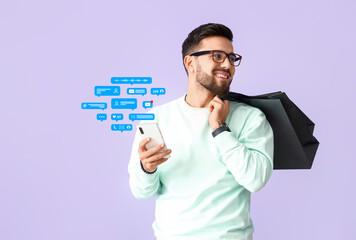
193,36,236,97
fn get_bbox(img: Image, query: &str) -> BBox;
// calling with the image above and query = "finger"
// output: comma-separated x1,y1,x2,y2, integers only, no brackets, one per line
145,149,172,163
150,149,172,161
146,144,168,157
209,99,223,110
155,158,169,166
138,137,151,153
212,98,230,109
141,143,167,160
211,96,224,105
213,95,224,103
209,98,220,108
209,103,214,112
142,158,168,172
148,157,169,165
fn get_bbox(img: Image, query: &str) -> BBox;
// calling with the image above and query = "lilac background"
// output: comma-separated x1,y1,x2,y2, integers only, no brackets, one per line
1,0,355,239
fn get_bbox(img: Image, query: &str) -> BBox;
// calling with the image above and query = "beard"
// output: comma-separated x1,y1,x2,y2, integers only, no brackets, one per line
195,64,232,97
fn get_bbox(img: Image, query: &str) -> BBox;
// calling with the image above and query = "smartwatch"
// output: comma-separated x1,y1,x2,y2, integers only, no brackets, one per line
212,121,231,137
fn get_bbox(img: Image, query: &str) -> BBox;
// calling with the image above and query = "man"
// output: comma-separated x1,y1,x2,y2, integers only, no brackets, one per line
128,23,274,240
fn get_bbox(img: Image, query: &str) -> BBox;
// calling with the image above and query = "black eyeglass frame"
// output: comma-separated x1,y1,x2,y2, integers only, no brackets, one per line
189,50,242,67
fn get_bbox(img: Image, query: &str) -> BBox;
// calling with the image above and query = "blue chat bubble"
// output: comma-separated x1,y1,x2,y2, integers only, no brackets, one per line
111,113,124,121
111,77,152,85
97,113,107,121
111,124,133,132
81,102,107,110
151,88,166,96
95,86,120,97
142,101,153,109
111,98,137,110
129,113,155,121
127,88,147,96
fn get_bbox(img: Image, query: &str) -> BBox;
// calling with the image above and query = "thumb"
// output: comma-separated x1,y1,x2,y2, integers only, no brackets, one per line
209,102,214,112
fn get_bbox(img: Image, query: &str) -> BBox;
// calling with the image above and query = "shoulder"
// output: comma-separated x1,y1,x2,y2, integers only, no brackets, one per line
149,96,182,114
227,101,269,132
140,96,183,124
229,101,266,119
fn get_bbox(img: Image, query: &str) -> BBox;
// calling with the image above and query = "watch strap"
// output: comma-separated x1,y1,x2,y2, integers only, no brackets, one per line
140,160,157,174
212,124,231,137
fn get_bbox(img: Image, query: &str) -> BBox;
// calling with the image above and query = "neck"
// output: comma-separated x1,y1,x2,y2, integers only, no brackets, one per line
185,87,215,108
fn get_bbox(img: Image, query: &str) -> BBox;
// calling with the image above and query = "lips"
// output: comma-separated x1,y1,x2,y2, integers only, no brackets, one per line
213,70,230,80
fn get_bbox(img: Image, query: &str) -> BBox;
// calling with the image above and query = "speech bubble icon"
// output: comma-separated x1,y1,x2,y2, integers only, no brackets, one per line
111,124,133,132
111,77,152,85
151,88,166,96
111,98,137,110
142,100,153,109
111,113,124,121
81,102,107,110
94,86,120,97
127,88,147,96
129,113,155,121
97,113,107,121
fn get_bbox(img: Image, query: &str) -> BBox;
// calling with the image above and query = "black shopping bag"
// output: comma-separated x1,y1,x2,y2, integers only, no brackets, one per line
222,91,319,169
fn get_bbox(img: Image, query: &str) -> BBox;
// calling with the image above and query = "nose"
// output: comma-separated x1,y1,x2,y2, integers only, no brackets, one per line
220,56,231,69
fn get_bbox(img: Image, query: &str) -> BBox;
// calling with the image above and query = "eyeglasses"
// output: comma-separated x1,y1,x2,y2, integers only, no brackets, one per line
190,50,242,67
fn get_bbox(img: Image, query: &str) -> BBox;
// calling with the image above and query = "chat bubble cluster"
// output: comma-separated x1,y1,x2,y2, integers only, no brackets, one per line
81,77,166,132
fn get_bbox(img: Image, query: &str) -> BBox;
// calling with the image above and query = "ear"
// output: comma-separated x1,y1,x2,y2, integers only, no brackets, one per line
184,55,194,73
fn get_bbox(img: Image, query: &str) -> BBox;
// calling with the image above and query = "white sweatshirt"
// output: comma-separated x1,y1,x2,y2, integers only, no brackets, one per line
128,95,274,240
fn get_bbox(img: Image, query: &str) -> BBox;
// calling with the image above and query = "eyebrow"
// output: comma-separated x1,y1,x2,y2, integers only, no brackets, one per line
197,50,235,54
211,50,236,55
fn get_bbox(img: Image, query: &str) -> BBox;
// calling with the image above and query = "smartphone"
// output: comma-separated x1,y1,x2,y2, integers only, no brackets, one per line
137,123,170,158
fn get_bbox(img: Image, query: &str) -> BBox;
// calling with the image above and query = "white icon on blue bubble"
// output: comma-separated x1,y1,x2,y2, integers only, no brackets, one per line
111,113,124,121
111,77,152,85
151,88,166,96
97,113,107,121
111,98,137,110
111,124,133,132
94,86,120,97
142,101,153,109
127,88,147,96
129,113,155,121
81,102,107,110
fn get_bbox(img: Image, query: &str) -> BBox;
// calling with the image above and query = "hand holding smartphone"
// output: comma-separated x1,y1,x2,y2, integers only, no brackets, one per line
137,123,170,158
137,123,171,173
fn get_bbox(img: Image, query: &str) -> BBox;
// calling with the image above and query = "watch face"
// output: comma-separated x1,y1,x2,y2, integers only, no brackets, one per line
218,121,225,127
219,122,226,127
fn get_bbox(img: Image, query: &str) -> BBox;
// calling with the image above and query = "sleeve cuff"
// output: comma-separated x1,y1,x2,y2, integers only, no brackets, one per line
140,161,157,174
213,130,243,154
136,161,159,182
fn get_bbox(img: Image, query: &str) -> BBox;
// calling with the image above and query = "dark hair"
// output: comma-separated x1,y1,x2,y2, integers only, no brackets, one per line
181,23,233,73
